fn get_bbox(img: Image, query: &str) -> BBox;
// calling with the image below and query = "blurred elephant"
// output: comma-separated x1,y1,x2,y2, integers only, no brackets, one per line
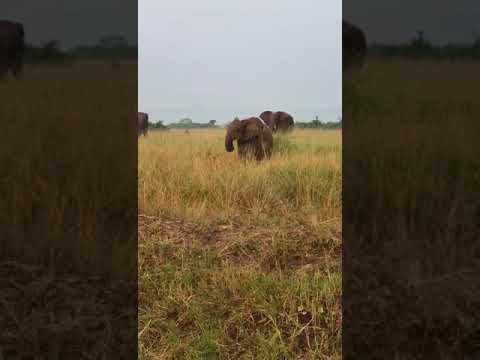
137,112,149,137
259,111,294,133
0,20,25,79
343,20,367,71
225,117,273,161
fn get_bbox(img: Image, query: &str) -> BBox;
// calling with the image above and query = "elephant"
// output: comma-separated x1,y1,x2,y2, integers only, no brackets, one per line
137,112,149,137
343,20,367,71
0,20,25,79
259,111,294,133
225,117,273,161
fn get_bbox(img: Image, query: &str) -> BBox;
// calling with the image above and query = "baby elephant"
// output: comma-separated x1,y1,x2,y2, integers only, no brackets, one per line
225,117,273,161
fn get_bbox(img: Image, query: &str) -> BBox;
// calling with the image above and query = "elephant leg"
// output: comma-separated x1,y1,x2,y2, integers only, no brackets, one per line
256,142,265,161
248,144,258,161
246,145,255,160
258,132,266,161
265,147,272,159
238,143,246,158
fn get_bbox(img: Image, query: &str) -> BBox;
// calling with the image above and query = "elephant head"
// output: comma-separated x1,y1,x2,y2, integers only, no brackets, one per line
274,111,294,132
259,111,294,133
259,111,276,132
137,112,149,137
225,117,273,161
225,117,265,152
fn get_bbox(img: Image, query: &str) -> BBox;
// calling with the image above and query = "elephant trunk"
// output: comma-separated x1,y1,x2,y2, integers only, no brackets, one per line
225,131,235,152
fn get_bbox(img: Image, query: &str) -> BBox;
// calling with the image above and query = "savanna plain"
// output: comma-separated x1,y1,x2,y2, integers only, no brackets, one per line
344,59,480,357
0,61,137,357
138,129,342,359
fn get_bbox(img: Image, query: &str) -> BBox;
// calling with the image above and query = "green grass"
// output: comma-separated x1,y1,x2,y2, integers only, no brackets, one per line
139,129,342,359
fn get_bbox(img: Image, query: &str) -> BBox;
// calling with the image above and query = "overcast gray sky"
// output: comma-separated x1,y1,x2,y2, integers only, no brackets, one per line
3,1,137,48
6,1,477,125
139,0,341,124
344,0,480,45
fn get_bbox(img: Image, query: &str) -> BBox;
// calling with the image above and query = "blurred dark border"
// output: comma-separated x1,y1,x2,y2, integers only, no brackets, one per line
343,1,480,358
1,2,138,358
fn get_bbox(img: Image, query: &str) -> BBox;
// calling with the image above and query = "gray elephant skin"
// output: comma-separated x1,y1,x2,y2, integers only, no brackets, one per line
138,112,149,137
259,111,294,133
225,117,273,161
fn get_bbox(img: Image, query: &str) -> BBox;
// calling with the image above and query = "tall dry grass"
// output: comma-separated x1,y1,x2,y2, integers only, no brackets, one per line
343,59,480,357
0,61,137,278
138,128,342,358
139,129,341,226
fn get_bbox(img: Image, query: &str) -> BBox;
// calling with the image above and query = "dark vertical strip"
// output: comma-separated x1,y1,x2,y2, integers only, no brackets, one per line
343,1,480,358
0,1,138,358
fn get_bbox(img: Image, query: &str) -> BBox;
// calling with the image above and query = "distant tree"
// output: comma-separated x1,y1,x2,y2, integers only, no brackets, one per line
179,118,193,125
410,30,431,49
153,120,169,130
41,40,63,59
209,120,217,126
294,118,341,129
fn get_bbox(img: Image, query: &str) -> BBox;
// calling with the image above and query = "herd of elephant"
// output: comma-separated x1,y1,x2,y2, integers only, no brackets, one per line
225,111,294,161
137,110,295,161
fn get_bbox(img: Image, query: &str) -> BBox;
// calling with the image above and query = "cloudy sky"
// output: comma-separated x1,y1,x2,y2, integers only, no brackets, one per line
344,0,480,45
3,1,137,48
139,0,341,124
5,1,477,124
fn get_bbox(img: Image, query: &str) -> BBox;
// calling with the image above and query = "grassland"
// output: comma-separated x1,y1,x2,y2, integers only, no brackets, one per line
0,61,137,358
0,61,137,277
343,59,480,357
138,129,342,359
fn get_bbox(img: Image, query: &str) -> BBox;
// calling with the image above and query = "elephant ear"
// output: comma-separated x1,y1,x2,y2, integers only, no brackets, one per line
259,111,271,122
275,112,284,122
260,111,275,130
241,118,262,142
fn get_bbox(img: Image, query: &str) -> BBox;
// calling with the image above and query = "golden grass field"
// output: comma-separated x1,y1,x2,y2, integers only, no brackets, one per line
138,129,342,359
5,57,477,357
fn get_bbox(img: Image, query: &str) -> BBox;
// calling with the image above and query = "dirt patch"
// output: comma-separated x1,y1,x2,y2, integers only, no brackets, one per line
138,215,203,245
139,214,341,272
0,262,136,359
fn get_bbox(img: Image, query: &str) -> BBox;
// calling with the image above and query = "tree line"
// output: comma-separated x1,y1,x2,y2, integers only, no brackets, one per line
23,35,137,63
150,117,341,130
369,30,480,61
